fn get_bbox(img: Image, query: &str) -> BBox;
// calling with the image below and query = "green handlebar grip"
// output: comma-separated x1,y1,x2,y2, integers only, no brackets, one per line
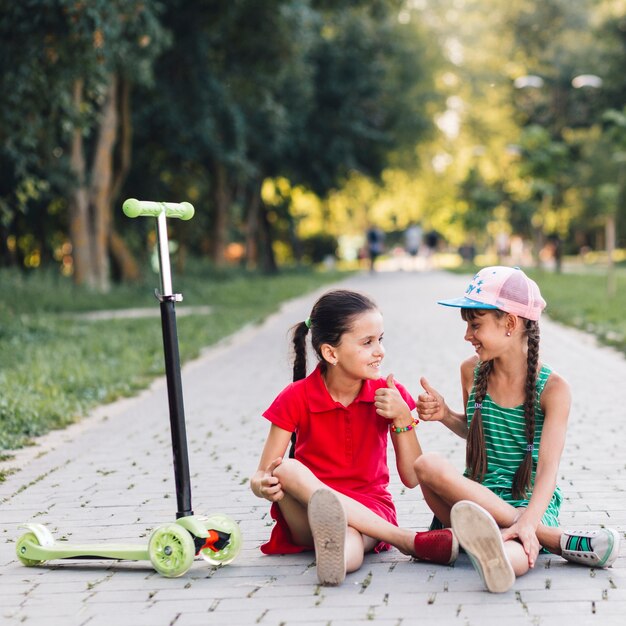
123,198,194,220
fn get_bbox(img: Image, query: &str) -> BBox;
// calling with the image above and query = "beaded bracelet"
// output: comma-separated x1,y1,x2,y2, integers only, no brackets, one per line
389,417,419,434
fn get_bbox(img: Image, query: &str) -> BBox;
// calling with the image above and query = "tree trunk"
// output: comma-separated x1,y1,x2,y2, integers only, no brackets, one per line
606,212,616,298
287,211,303,265
259,202,278,274
110,77,132,205
244,180,262,270
0,223,17,266
109,229,141,282
210,161,230,265
532,193,550,268
89,75,118,293
108,76,141,282
68,78,95,287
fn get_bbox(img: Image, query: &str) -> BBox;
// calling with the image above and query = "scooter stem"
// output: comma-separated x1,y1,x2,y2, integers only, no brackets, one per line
159,298,193,518
122,199,195,519
154,212,193,518
157,211,174,296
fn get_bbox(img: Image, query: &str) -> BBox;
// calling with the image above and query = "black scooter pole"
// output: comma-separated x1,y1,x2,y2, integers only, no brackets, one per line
122,199,195,519
158,297,193,518
154,210,194,519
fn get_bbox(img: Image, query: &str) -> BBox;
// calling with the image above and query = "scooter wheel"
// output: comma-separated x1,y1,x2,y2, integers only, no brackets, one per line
148,523,195,577
198,513,242,566
16,532,45,567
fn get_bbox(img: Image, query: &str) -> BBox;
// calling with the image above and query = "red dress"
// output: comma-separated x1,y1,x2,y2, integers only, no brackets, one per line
260,365,416,554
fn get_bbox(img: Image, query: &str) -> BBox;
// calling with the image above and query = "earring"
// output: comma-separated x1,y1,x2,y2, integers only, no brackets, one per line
506,331,511,337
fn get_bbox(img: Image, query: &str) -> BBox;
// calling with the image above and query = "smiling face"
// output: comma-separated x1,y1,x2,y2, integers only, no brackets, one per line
323,309,385,381
462,308,509,360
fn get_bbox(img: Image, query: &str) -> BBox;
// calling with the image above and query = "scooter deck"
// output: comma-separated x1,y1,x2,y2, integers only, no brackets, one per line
19,538,149,562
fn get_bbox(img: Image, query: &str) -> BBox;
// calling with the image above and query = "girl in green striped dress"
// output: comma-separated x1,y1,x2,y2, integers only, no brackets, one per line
413,266,620,593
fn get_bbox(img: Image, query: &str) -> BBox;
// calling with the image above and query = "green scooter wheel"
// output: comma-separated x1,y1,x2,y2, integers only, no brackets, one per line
198,513,242,566
148,523,195,577
16,532,45,567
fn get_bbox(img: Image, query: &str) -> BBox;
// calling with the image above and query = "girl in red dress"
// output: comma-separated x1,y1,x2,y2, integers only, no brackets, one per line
250,289,457,585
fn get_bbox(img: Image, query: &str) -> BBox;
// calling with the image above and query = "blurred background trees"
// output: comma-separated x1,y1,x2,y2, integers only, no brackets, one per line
0,0,624,290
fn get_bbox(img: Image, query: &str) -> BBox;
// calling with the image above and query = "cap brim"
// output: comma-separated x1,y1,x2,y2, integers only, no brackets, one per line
437,296,499,310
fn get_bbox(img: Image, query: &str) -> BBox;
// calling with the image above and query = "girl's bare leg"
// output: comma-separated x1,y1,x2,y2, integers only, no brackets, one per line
536,526,562,554
415,452,563,555
416,453,520,526
505,541,531,576
347,530,378,572
273,458,416,558
274,489,379,573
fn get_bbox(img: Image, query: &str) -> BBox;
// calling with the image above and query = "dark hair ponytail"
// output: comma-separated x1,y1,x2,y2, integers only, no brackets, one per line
511,319,540,499
466,359,491,482
291,321,309,383
288,321,310,459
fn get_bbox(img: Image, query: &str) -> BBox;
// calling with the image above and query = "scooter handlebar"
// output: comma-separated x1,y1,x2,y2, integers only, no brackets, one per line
123,198,195,221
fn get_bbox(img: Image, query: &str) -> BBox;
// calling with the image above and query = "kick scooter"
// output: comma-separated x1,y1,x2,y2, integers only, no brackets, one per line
16,199,242,577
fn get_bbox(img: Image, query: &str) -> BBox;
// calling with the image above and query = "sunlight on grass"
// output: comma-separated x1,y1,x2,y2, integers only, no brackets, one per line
0,265,350,450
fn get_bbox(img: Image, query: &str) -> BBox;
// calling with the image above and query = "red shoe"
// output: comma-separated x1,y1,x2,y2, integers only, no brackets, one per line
413,529,459,565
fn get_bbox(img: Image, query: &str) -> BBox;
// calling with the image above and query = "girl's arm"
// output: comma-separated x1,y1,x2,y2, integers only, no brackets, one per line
250,424,292,501
519,372,571,526
374,375,422,487
501,372,571,565
416,357,476,439
389,421,422,488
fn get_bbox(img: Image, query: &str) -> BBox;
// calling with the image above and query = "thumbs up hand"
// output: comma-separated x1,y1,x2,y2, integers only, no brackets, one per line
375,374,411,422
416,377,446,422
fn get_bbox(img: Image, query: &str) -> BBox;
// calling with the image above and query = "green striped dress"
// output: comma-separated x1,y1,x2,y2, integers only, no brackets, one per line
465,364,562,527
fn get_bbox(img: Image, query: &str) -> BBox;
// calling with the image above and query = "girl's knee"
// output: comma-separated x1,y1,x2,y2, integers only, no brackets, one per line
272,458,304,485
414,452,446,485
273,458,320,495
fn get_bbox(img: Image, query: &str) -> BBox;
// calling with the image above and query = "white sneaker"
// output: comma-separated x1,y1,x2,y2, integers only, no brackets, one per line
307,489,347,585
561,528,620,568
450,500,515,593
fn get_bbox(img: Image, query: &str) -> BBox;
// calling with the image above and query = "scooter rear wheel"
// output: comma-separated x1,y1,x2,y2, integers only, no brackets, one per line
198,513,242,565
148,523,195,577
16,532,45,567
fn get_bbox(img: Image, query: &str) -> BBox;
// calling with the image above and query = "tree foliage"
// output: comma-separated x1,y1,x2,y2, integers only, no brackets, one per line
0,0,440,279
403,0,626,257
0,0,169,286
1,0,625,281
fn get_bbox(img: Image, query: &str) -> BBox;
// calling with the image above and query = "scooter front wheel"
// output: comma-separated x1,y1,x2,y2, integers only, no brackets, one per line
16,532,45,567
198,513,242,566
148,523,195,577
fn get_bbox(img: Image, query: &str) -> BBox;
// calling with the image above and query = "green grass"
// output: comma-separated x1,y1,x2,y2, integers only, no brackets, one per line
450,263,626,356
524,268,626,353
0,262,349,455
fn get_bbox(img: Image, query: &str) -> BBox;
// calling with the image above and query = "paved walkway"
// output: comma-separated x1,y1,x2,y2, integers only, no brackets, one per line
1,270,624,626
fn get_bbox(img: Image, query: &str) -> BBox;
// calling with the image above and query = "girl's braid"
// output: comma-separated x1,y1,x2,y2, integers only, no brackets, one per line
288,321,309,458
511,319,540,499
291,321,309,383
466,359,492,482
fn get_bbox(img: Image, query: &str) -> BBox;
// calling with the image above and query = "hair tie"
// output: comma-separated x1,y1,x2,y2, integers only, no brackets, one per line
304,317,311,329
474,402,482,410
526,444,534,452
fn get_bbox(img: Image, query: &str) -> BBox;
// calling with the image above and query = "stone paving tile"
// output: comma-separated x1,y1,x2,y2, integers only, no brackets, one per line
1,270,624,625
